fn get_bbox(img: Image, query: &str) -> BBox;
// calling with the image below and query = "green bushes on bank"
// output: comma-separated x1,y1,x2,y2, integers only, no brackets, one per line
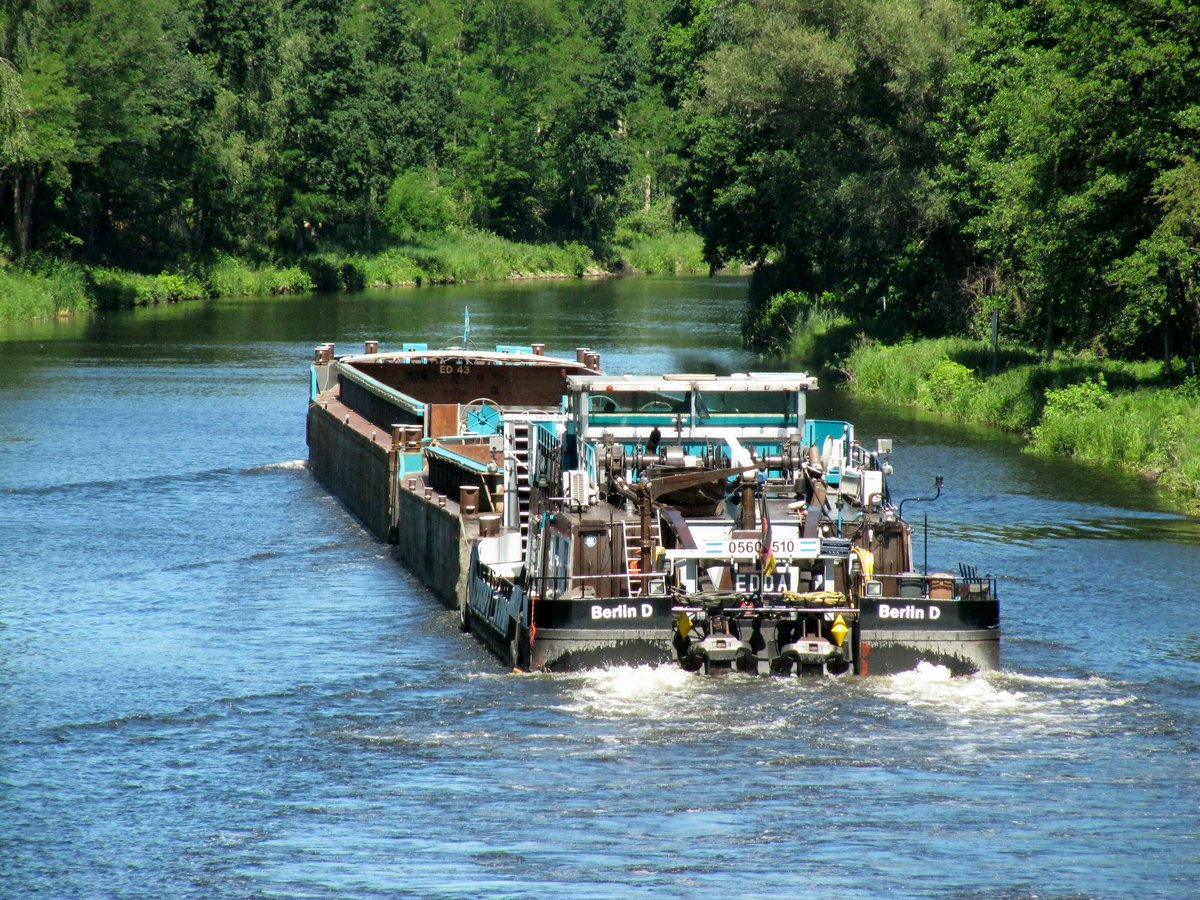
845,338,1046,431
0,261,92,321
843,337,1200,508
0,233,600,321
0,256,319,321
87,268,208,309
2,225,704,323
614,231,706,275
300,231,601,291
1031,377,1200,501
202,256,314,297
84,260,314,310
743,291,853,358
612,203,709,276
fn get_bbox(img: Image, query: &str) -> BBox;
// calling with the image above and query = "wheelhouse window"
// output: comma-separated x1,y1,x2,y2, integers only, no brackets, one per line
696,390,797,425
589,390,688,415
583,387,799,426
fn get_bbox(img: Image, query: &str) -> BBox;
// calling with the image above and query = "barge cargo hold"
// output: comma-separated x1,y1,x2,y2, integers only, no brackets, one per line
306,337,1000,675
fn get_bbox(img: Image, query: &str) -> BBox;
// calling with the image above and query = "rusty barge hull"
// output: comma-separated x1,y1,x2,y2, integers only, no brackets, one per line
308,399,476,602
306,342,600,654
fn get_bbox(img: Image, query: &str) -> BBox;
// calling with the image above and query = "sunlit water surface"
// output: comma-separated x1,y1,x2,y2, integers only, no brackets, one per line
2,277,1197,897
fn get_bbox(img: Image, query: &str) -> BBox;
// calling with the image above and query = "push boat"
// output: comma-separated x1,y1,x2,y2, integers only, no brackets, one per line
307,336,999,676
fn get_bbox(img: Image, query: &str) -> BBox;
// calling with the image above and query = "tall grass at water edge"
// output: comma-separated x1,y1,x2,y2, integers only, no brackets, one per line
296,229,709,291
202,256,314,297
0,262,92,321
1030,377,1200,503
3,237,593,320
612,230,707,275
305,232,601,291
3,224,708,322
745,291,854,359
610,200,708,276
843,337,1200,508
1,257,315,321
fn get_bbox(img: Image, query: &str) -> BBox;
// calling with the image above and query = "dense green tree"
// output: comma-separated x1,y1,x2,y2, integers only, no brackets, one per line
430,0,645,245
623,0,720,217
0,0,192,259
544,0,637,242
677,0,969,328
938,0,1200,358
0,57,24,165
381,167,458,240
444,0,593,240
183,0,295,256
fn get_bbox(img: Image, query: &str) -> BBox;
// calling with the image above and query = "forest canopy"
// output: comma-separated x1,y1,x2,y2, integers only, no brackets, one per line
1,0,1197,359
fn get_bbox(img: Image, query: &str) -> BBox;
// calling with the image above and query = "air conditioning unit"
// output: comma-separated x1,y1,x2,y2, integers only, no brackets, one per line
564,469,591,508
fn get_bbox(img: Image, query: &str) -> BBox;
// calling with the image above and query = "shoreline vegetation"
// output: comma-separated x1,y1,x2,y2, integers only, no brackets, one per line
845,339,1200,511
0,226,707,323
768,301,1200,511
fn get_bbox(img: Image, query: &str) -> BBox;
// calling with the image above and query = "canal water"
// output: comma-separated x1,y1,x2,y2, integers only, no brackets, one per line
2,276,1198,898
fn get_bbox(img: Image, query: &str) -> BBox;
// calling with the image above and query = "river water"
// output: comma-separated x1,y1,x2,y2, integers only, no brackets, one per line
2,276,1198,898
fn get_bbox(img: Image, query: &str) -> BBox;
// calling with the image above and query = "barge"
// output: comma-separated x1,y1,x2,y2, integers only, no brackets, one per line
307,334,999,675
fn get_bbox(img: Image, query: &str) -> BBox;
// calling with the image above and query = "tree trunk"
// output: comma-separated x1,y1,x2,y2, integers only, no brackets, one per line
1043,299,1055,363
10,170,16,253
1185,271,1200,361
14,163,37,257
364,183,373,243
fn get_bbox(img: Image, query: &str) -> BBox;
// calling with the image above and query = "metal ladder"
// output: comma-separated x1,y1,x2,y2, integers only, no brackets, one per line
622,518,665,596
507,422,533,557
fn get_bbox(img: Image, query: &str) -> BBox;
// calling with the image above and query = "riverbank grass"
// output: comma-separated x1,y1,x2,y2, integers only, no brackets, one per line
302,233,598,291
843,337,1200,508
1031,377,1200,501
3,222,707,323
0,262,92,321
611,201,708,275
202,256,314,296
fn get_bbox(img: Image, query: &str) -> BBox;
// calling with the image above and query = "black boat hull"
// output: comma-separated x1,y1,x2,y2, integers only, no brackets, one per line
858,596,1000,675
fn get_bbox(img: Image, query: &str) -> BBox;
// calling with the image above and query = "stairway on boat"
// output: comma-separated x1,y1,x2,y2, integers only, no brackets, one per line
622,518,666,596
505,421,533,558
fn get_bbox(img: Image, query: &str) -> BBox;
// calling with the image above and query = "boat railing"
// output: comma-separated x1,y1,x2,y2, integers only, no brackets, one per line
671,603,857,617
528,570,669,599
531,421,561,489
474,558,517,602
865,571,997,601
511,568,996,604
